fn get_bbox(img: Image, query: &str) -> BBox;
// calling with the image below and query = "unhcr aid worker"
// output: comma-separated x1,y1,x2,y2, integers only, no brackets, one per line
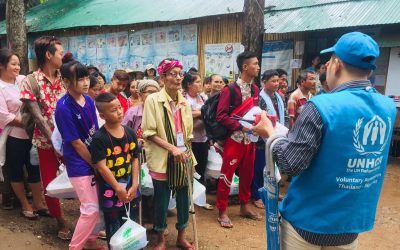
252,32,396,249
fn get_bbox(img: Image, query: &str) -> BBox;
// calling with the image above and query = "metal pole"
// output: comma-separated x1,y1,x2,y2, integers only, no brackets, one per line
262,137,284,250
138,149,145,225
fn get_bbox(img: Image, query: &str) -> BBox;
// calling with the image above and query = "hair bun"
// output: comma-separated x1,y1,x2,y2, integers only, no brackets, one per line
62,52,74,64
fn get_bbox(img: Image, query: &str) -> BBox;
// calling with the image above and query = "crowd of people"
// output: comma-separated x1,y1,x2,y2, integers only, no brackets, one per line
0,31,395,250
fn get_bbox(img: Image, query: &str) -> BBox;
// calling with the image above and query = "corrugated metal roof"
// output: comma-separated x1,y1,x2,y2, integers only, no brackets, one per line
0,0,244,35
265,0,350,11
265,0,400,33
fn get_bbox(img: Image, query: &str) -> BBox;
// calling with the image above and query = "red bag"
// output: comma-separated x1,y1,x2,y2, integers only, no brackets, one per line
231,96,259,118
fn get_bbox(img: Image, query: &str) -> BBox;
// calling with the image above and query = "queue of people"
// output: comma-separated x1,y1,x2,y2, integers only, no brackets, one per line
0,31,395,250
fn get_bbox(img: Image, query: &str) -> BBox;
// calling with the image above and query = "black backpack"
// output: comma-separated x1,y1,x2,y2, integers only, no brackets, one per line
201,85,236,141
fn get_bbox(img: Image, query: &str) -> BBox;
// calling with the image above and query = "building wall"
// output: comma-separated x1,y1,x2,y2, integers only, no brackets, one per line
264,32,305,89
197,14,243,77
265,24,400,94
25,14,243,78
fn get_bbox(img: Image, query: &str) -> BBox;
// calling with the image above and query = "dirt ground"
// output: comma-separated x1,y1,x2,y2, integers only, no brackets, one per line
0,159,398,250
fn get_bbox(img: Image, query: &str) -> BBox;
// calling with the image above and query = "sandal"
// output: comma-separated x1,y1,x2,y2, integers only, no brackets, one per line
97,230,107,240
20,210,39,220
58,229,73,240
34,208,52,217
203,203,214,210
217,217,233,228
253,199,265,209
240,211,263,221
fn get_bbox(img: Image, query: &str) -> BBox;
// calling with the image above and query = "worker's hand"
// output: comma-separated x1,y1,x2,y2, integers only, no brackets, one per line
252,111,275,138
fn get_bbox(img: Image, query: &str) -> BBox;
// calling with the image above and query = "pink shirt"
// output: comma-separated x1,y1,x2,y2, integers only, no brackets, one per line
0,75,29,139
185,94,207,143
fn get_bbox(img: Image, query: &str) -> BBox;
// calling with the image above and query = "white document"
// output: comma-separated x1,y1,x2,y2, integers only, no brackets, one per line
238,106,262,142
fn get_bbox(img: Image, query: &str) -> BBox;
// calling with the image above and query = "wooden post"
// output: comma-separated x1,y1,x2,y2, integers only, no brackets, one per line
242,0,265,82
6,0,28,75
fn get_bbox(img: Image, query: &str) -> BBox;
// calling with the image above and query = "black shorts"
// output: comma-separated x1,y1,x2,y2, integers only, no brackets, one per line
5,136,40,183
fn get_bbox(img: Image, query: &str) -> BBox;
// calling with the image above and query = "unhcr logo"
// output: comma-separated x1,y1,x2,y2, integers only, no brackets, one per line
352,115,391,156
347,115,391,172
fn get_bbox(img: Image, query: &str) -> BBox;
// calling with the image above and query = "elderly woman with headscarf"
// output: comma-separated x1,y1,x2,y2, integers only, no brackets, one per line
142,59,196,250
122,79,160,141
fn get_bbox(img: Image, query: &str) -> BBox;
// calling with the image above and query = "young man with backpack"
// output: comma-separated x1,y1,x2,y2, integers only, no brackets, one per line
215,51,261,228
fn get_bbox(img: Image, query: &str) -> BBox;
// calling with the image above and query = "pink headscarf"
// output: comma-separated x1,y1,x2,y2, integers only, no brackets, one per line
157,59,183,75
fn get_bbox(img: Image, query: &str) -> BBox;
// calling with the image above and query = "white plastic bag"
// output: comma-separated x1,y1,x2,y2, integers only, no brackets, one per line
110,205,148,250
29,145,39,166
0,126,12,182
140,164,207,206
51,116,63,156
205,146,222,179
168,195,177,210
229,174,239,196
46,164,77,199
140,163,154,196
168,179,207,208
192,179,206,206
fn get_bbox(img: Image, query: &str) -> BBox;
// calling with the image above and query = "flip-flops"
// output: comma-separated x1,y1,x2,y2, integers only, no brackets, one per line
217,217,233,228
57,229,73,240
97,230,107,240
34,209,52,217
203,203,214,210
20,210,39,220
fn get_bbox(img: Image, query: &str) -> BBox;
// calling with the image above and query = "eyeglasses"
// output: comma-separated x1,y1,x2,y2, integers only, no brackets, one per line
142,90,158,94
166,71,184,78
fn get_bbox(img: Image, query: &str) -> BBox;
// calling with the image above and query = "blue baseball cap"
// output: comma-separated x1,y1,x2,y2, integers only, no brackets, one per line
320,32,380,70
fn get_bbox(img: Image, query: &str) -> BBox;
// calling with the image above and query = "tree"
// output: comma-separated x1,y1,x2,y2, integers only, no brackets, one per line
0,0,43,21
242,0,265,75
6,0,28,74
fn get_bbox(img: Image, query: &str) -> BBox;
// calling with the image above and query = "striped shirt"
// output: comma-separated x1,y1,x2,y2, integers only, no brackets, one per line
272,80,372,246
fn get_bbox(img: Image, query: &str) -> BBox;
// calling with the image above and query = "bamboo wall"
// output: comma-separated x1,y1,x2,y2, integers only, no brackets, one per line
197,14,243,77
264,32,305,88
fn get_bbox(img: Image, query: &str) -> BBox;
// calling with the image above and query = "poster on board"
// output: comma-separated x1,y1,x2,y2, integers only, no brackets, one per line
34,24,198,81
261,40,293,86
204,43,244,80
385,47,400,107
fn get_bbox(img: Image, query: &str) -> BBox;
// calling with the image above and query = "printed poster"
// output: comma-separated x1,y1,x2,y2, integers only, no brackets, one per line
261,40,293,86
76,36,87,62
86,35,97,59
181,24,198,55
57,24,198,81
96,34,107,59
204,43,244,79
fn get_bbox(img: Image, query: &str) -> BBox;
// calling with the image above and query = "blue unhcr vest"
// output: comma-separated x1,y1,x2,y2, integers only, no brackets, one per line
280,86,396,234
